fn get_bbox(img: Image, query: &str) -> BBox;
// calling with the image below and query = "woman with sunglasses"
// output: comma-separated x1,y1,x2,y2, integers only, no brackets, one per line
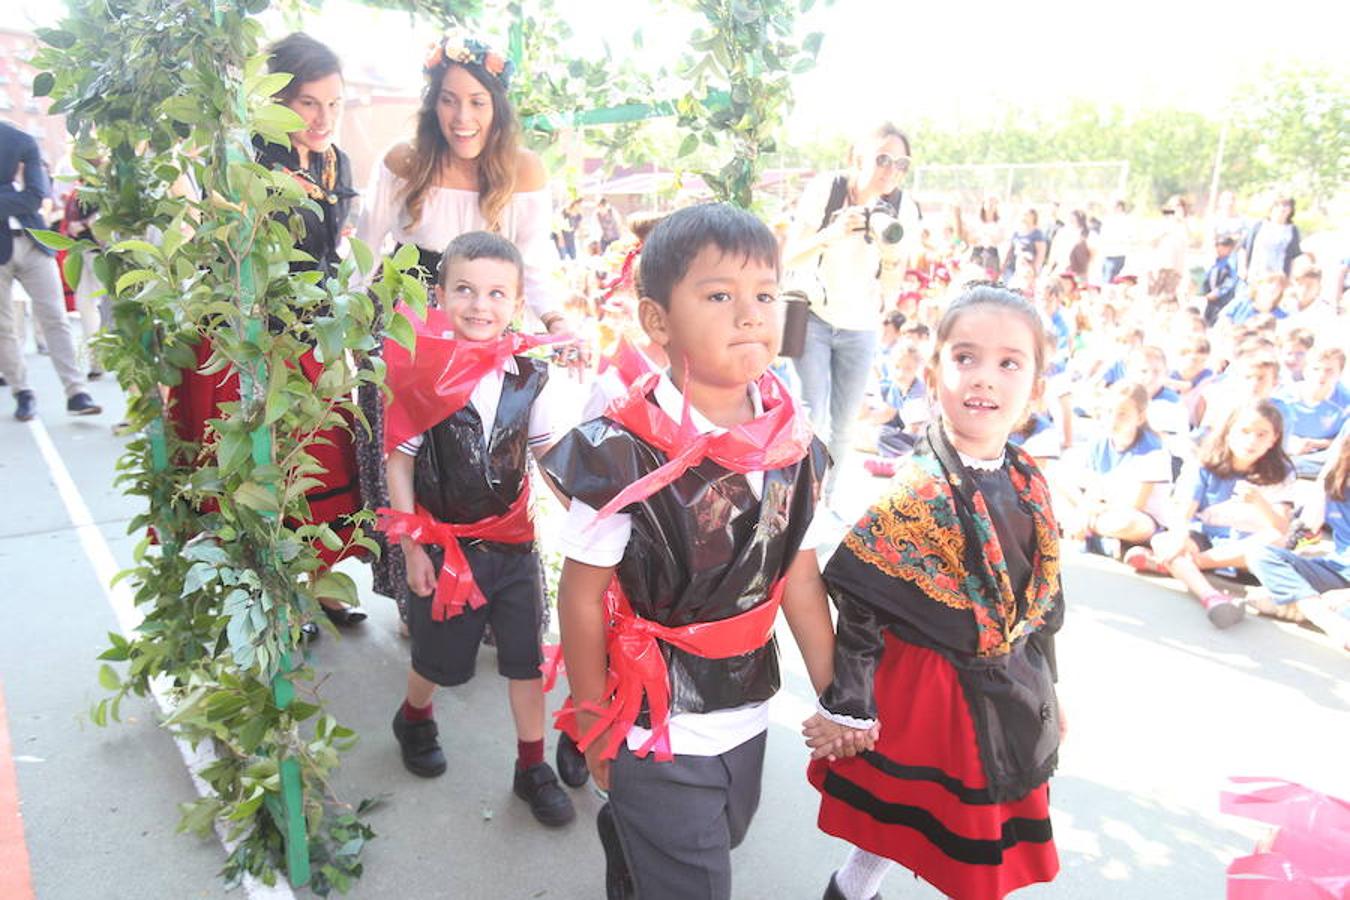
784,122,921,507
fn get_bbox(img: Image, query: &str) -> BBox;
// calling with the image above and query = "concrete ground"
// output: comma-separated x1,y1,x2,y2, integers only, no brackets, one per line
1,350,1347,899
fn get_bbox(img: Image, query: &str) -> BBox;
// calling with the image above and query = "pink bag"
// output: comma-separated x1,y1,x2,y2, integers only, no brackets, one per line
1222,777,1350,899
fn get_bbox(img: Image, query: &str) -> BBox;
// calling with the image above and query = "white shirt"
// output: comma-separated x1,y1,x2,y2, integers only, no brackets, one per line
787,172,922,332
357,159,558,322
396,354,554,456
557,373,772,756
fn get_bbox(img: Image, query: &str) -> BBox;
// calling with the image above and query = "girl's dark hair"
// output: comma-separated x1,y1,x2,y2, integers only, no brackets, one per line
1325,436,1350,502
403,60,519,230
1199,400,1294,484
931,282,1049,378
267,33,342,103
438,230,523,289
638,204,778,309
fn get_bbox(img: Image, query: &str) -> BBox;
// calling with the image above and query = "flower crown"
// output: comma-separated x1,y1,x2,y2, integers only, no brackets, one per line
423,31,513,89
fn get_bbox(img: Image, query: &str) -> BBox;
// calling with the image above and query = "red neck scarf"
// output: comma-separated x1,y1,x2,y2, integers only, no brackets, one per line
596,337,655,389
382,304,565,454
591,368,814,522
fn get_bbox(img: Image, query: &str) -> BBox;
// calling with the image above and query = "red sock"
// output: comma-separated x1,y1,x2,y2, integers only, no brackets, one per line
402,700,433,722
517,738,544,771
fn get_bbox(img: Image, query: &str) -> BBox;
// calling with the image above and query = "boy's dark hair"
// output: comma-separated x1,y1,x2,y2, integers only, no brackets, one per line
267,33,342,103
932,282,1049,377
638,203,779,309
1199,400,1294,485
437,230,524,290
883,310,907,331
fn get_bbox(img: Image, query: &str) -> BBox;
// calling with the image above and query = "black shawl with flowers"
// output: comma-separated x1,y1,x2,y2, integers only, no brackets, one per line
820,421,1064,801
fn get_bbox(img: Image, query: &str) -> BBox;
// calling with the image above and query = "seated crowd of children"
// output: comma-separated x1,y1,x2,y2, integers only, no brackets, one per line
853,247,1350,646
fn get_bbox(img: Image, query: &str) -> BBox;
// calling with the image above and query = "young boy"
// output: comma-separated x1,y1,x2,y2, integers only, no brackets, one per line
381,231,575,827
542,204,860,899
1200,235,1239,325
1279,347,1348,477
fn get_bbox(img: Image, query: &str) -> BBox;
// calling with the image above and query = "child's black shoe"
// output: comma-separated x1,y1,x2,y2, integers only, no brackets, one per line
513,762,575,827
555,732,590,787
391,707,447,777
597,802,635,899
823,872,882,900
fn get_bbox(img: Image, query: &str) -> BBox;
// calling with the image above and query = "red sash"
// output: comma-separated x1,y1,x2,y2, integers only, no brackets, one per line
382,304,566,454
375,487,534,621
591,368,813,522
550,576,786,762
595,337,654,389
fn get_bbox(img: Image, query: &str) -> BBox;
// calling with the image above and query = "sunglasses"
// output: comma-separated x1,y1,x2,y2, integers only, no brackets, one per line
875,153,911,172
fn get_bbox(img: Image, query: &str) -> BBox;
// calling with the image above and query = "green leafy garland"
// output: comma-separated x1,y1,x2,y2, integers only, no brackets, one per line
34,0,427,892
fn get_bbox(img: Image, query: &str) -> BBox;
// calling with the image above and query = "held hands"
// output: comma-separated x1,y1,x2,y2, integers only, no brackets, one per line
403,542,436,597
802,712,879,761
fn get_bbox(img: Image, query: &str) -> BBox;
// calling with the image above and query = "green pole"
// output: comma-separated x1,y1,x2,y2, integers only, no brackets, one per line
224,127,310,890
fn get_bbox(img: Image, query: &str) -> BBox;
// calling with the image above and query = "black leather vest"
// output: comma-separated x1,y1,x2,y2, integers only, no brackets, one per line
412,356,548,553
543,420,829,716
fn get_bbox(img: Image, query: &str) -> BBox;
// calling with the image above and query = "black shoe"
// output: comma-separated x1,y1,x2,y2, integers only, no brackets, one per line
597,803,635,900
88,369,104,380
513,762,575,827
66,392,101,416
555,731,590,788
299,621,320,643
0,374,7,386
392,707,447,777
823,872,882,900
15,390,36,421
321,604,368,627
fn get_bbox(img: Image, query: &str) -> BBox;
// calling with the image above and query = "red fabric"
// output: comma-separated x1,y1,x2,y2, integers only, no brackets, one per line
401,700,434,723
166,338,361,568
516,739,545,770
554,577,786,763
597,242,642,304
808,634,1058,899
375,489,535,621
590,368,813,523
381,304,565,454
1222,778,1350,899
595,337,654,389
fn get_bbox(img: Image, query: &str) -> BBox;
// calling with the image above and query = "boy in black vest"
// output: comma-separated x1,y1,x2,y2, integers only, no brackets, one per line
382,231,573,827
543,204,872,899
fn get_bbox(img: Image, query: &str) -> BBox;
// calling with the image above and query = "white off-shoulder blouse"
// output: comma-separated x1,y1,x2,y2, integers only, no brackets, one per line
357,159,559,321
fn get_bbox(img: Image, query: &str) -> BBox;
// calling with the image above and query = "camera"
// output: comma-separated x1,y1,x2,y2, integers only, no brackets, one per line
861,198,904,245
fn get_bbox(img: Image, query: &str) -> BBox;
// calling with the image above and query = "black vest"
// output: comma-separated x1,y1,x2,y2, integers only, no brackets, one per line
543,418,829,717
412,356,549,553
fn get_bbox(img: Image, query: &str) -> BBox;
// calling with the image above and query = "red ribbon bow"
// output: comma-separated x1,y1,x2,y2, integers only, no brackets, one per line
554,577,787,762
590,368,813,523
375,488,534,620
382,304,567,454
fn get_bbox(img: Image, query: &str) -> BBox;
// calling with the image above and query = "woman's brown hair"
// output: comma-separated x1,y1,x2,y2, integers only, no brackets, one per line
1324,436,1350,502
1199,400,1293,485
400,60,519,231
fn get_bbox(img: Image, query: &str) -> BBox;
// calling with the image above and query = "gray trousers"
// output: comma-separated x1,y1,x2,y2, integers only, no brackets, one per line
0,235,85,396
608,731,767,900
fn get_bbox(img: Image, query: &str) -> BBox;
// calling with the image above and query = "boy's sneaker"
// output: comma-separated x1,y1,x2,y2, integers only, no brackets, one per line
512,762,575,827
1202,592,1245,629
555,732,590,788
391,707,447,777
863,458,896,478
597,802,635,900
823,872,882,900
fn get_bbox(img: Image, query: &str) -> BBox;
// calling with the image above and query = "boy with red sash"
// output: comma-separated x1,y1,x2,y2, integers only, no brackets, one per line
541,205,870,900
380,231,575,828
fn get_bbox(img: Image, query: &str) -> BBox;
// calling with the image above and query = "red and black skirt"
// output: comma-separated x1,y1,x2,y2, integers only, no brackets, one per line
808,634,1058,900
169,338,362,568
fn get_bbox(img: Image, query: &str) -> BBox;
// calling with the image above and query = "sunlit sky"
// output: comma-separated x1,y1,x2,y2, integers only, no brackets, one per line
21,0,1350,137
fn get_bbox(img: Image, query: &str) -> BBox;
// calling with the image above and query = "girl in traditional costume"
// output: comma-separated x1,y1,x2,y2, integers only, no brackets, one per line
805,284,1066,900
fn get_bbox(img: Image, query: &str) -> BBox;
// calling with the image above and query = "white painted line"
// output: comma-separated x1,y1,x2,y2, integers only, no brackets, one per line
26,419,297,900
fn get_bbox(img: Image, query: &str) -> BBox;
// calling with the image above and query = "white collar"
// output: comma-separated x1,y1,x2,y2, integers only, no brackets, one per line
652,372,764,436
958,449,1006,471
